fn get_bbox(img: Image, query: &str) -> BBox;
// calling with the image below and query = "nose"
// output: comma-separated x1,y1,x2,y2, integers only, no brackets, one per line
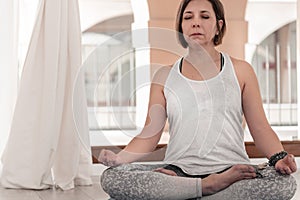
192,21,200,28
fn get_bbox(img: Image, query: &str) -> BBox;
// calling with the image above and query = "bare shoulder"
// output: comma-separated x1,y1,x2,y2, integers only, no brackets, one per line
149,64,173,106
152,64,173,87
230,56,253,73
230,56,256,81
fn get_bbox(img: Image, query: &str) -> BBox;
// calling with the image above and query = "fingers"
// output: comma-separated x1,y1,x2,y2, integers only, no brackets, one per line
276,154,297,175
241,165,257,179
98,149,119,167
98,150,109,166
234,165,256,179
226,165,257,180
286,154,297,173
279,166,292,175
98,149,106,164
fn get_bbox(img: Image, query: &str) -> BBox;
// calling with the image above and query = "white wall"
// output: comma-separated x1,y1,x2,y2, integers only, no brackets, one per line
79,0,132,32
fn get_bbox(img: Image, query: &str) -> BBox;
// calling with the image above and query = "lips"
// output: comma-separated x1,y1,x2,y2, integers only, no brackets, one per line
190,33,203,36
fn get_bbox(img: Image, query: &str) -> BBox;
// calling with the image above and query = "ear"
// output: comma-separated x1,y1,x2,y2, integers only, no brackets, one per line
217,19,224,31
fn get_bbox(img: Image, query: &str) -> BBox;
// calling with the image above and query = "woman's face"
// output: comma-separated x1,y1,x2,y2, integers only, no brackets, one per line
181,0,221,47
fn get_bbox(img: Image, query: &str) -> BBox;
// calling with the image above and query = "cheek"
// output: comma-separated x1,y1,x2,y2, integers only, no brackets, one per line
181,24,185,30
180,24,189,42
181,23,189,33
205,24,218,35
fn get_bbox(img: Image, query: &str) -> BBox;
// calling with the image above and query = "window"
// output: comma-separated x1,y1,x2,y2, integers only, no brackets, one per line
82,14,136,130
252,21,297,126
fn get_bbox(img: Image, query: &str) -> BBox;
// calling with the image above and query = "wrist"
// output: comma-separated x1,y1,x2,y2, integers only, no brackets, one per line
268,151,288,166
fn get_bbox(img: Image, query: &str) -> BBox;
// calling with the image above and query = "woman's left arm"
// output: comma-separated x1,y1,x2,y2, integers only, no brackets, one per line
235,59,297,174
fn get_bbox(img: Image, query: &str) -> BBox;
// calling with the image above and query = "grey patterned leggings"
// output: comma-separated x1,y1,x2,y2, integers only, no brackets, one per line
100,163,297,200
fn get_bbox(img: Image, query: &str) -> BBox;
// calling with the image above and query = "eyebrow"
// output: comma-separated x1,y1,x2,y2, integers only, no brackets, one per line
183,10,210,14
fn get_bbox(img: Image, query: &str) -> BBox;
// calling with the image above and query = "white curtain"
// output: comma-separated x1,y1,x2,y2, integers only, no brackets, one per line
0,0,18,172
0,0,92,190
298,0,300,139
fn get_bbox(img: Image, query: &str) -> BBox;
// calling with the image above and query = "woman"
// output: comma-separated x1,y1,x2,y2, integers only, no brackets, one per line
99,0,297,199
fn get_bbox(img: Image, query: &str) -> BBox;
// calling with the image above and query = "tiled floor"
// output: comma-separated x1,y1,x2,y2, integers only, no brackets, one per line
0,166,299,200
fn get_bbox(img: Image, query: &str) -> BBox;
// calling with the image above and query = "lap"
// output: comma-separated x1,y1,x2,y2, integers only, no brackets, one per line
101,164,297,200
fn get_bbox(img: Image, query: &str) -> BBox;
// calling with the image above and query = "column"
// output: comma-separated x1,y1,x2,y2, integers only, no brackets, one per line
147,0,186,77
217,0,248,60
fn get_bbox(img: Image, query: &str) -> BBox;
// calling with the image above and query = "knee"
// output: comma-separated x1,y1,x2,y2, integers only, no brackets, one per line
262,167,297,200
230,167,297,200
274,173,297,199
100,165,136,198
100,167,116,194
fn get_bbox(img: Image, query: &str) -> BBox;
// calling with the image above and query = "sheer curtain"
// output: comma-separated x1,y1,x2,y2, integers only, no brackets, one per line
0,0,19,173
298,0,300,139
0,0,93,190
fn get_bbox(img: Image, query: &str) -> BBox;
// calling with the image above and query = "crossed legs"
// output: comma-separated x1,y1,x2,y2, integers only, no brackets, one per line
101,163,297,200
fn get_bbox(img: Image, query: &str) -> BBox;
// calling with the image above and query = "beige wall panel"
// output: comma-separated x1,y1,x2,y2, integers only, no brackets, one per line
147,0,181,19
221,0,247,20
148,19,187,76
219,20,248,59
148,19,175,30
150,50,182,77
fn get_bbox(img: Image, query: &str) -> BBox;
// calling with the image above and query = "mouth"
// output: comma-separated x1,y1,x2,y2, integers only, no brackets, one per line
190,33,203,36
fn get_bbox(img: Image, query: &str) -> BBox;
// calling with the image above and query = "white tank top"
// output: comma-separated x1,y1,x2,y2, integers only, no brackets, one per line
163,53,250,175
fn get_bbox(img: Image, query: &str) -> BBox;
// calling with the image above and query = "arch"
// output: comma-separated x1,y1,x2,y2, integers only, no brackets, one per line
245,0,297,62
81,0,151,134
79,1,133,32
85,15,134,34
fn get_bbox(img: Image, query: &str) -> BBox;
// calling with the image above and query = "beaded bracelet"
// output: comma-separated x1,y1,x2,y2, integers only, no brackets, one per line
268,151,288,166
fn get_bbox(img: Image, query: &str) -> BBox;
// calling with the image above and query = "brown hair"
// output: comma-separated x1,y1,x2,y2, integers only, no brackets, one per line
176,0,226,48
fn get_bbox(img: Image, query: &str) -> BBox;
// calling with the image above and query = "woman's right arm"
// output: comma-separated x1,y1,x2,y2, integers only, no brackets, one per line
98,66,170,166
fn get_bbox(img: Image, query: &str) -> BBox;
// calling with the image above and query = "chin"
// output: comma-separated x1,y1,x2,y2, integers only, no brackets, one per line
188,40,206,49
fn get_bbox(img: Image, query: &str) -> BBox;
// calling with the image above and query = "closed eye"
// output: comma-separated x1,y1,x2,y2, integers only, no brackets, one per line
184,16,192,20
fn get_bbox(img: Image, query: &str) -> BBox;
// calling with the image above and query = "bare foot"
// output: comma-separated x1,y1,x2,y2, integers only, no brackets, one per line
153,168,178,176
202,164,257,196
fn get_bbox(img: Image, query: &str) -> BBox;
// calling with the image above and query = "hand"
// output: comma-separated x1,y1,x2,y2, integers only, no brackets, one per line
98,149,122,167
202,165,257,196
275,154,297,175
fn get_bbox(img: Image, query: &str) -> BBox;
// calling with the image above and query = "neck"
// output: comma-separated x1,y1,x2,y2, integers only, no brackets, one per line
186,46,220,63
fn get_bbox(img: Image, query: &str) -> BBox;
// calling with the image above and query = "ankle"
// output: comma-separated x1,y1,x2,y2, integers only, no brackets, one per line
202,174,218,195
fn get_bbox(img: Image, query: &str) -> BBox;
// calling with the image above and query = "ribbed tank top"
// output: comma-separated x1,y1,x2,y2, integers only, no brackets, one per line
163,53,250,175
